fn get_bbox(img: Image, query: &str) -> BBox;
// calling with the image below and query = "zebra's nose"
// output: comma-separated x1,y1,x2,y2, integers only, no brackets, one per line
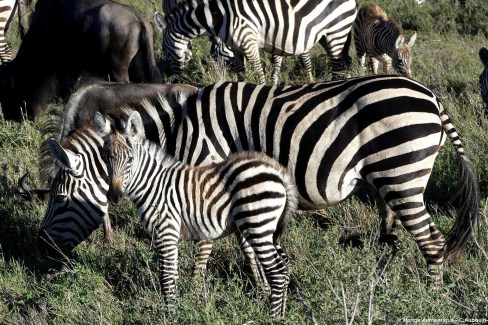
107,179,124,205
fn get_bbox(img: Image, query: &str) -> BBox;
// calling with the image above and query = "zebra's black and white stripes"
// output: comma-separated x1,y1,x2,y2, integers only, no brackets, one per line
91,111,298,316
353,3,416,77
163,0,356,84
479,47,488,115
0,0,18,64
39,76,479,286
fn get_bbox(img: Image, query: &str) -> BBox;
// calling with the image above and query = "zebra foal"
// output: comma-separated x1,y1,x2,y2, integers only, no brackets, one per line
479,47,488,116
92,111,298,317
354,3,416,77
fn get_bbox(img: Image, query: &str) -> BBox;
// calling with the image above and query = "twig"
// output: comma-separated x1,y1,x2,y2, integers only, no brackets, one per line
294,287,317,325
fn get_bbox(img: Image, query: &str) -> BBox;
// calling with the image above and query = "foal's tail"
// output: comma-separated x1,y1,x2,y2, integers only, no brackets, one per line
440,105,480,260
138,18,162,83
275,168,299,242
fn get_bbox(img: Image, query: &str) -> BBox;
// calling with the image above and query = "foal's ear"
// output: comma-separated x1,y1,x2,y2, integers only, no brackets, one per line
49,139,80,171
408,32,417,48
127,111,144,137
395,35,405,49
153,12,166,33
93,112,112,137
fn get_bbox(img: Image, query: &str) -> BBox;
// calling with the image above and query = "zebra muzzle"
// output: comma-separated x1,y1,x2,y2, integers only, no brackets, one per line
107,178,124,205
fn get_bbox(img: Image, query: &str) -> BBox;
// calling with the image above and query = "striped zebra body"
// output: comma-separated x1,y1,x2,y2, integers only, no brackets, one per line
95,112,298,317
353,3,416,77
0,0,17,64
40,76,479,286
163,0,357,84
479,47,488,115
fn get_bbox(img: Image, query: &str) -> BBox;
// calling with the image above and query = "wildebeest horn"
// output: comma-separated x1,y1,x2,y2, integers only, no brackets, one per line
14,172,50,203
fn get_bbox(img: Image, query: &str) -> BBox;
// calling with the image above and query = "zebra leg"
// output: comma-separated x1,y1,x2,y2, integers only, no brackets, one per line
102,213,113,243
380,54,392,74
194,240,214,275
357,52,367,75
375,193,400,244
242,233,289,318
235,231,270,295
155,232,179,307
0,43,12,64
369,57,380,74
271,55,283,86
243,43,266,84
384,191,445,289
299,53,314,83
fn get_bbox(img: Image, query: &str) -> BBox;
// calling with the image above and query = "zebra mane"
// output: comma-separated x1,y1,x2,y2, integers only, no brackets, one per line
135,136,177,169
59,127,102,154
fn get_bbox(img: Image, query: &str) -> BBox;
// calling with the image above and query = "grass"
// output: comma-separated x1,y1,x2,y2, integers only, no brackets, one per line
1,0,488,323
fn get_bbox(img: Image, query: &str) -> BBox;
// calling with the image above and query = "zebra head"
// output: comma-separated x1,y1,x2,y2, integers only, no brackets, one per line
94,111,143,205
38,128,109,257
479,47,488,111
392,32,416,77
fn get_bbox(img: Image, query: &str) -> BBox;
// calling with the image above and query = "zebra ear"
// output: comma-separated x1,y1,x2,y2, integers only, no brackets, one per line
93,112,112,138
48,139,80,171
395,35,405,49
153,12,165,33
127,111,144,137
480,47,488,67
408,32,417,47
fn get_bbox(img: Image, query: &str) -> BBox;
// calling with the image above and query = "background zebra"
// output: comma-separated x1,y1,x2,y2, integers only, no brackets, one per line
0,0,18,64
155,9,313,85
353,3,417,77
479,47,488,116
91,111,298,317
162,0,357,84
39,76,479,287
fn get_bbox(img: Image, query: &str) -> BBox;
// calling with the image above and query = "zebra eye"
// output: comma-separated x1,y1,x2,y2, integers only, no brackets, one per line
54,194,67,203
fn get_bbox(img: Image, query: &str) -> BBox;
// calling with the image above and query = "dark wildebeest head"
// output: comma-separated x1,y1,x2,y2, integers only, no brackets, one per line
0,0,162,122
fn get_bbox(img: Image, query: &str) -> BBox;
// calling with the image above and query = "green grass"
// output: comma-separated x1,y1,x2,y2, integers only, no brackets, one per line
1,0,488,323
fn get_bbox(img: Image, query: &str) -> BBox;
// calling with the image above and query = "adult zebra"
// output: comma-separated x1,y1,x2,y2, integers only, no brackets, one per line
39,76,479,287
162,0,357,84
155,7,314,85
353,3,417,77
479,47,488,115
0,0,18,64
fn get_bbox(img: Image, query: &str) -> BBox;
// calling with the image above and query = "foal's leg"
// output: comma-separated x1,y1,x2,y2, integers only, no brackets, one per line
235,232,270,294
155,230,179,307
102,213,113,243
271,55,283,86
194,241,213,275
240,230,289,318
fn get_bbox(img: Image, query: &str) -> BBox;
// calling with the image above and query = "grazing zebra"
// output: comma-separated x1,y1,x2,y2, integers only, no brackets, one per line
89,111,298,316
39,76,480,287
156,9,313,85
0,0,18,64
353,3,417,77
479,47,488,115
162,0,357,84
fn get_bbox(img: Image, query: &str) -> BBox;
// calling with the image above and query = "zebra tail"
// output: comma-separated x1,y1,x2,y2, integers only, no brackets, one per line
274,171,299,243
440,108,480,260
139,19,162,83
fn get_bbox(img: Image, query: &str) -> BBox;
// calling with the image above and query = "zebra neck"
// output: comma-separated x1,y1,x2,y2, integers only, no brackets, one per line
168,0,218,37
126,139,183,203
376,20,402,56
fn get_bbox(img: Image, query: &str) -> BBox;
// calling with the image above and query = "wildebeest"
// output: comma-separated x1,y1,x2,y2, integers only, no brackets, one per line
0,0,162,122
